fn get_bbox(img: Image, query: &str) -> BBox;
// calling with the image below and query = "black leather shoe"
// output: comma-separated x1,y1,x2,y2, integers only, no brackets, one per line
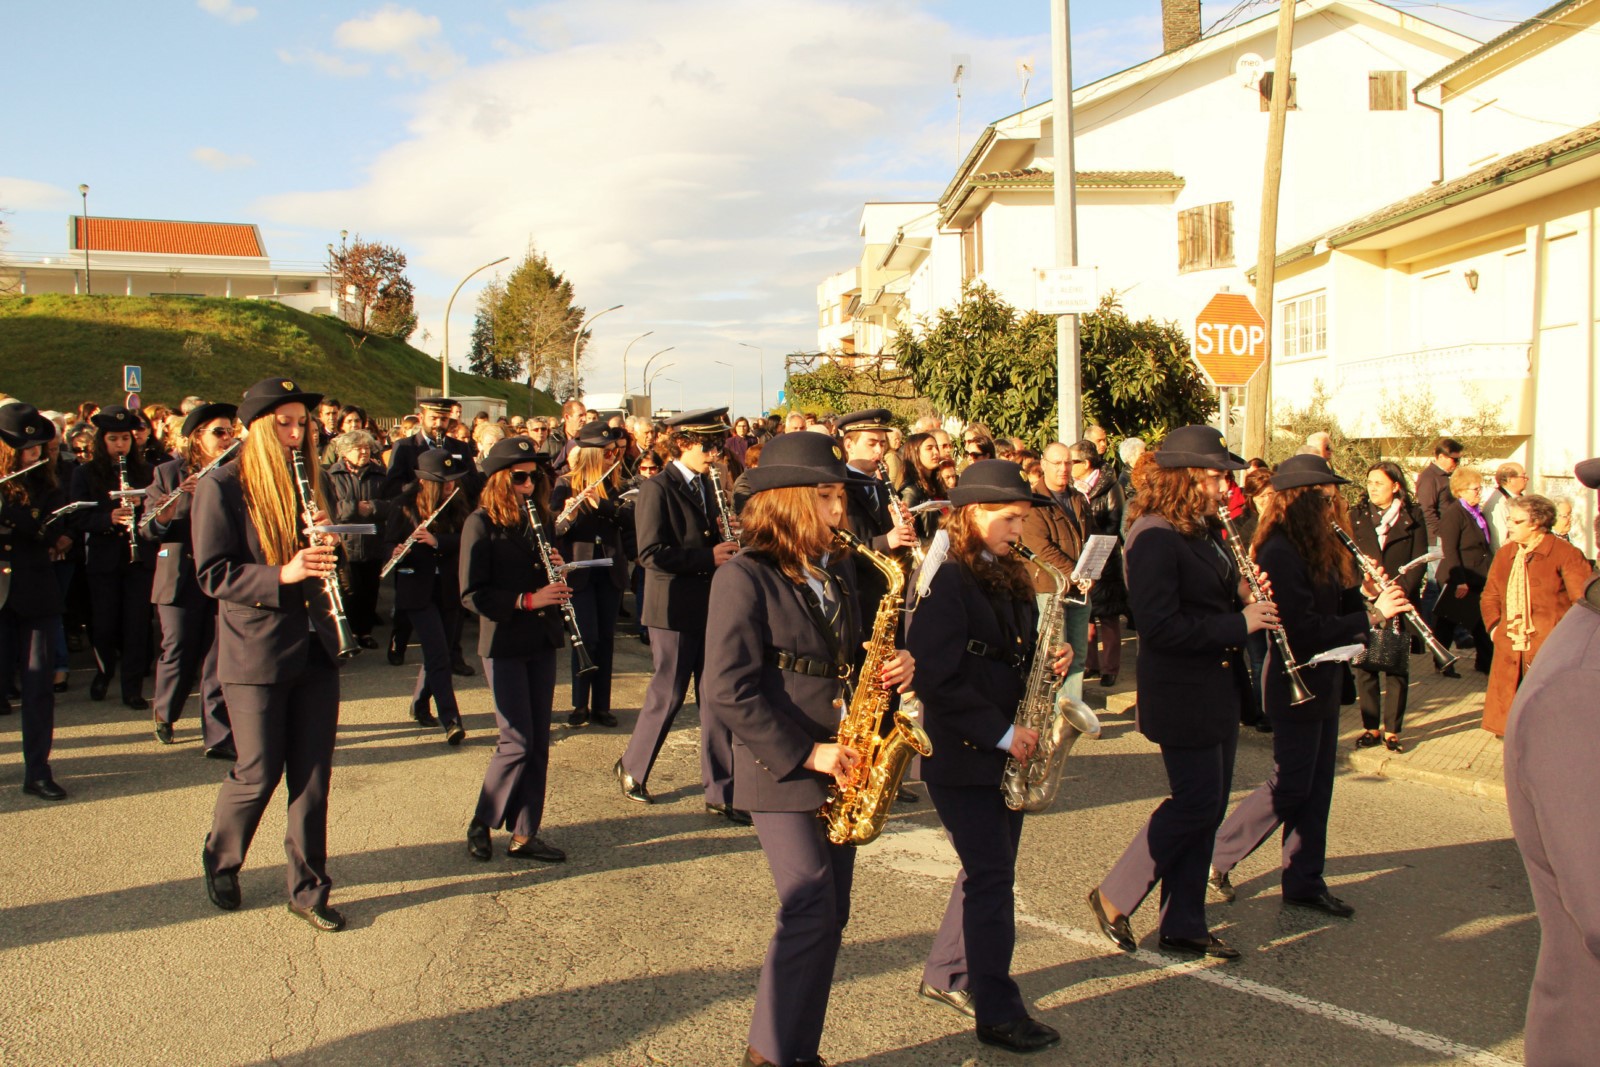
976,1016,1060,1052
918,980,975,1018
615,759,652,804
1254,719,1274,734
0,699,10,716
744,1048,827,1067
1100,672,1118,687
1088,887,1136,952
205,743,237,761
1438,664,1462,679
124,695,149,711
896,785,920,803
1158,934,1241,960
154,720,175,745
1355,730,1381,749
507,837,566,862
590,708,618,728
387,633,406,666
413,707,439,728
357,634,379,650
23,778,67,802
451,654,475,677
1285,892,1355,918
203,844,240,910
53,675,69,693
706,803,753,826
1208,867,1236,902
567,707,590,727
89,672,110,701
444,721,466,746
287,902,346,932
467,820,491,861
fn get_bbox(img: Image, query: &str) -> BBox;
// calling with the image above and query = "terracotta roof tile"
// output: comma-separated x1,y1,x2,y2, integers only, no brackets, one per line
71,216,266,257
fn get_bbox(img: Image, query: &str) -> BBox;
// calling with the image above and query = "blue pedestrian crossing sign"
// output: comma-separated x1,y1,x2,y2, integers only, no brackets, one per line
123,365,143,393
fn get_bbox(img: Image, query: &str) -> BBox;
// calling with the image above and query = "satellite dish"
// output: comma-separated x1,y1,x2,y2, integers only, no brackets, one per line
1236,53,1265,88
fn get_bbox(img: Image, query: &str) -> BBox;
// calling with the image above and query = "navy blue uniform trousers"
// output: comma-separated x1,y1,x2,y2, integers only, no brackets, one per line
1099,725,1238,940
1211,712,1340,898
90,565,153,700
568,579,622,714
152,602,230,748
620,626,735,805
407,605,461,727
207,643,339,909
476,652,556,838
1,608,55,782
923,783,1028,1026
748,811,855,1064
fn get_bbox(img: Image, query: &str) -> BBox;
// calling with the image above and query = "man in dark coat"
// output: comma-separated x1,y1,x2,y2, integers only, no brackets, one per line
382,397,472,499
1021,442,1092,702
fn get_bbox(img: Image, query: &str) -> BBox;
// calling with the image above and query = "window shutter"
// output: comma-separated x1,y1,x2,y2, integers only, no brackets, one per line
1368,71,1407,111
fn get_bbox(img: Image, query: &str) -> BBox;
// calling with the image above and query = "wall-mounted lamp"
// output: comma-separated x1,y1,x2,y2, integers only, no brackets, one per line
1464,269,1480,292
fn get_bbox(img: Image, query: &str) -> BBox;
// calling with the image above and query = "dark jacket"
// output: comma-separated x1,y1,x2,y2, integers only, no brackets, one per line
635,464,722,632
1083,471,1128,618
907,562,1036,787
71,459,155,575
0,474,68,619
191,464,344,684
459,509,565,659
1254,531,1369,722
845,467,898,621
1349,500,1429,601
702,551,862,812
141,457,209,608
384,488,462,614
383,432,474,499
1020,488,1090,595
1124,515,1250,748
551,475,630,592
1435,500,1494,624
324,460,392,563
1415,462,1455,539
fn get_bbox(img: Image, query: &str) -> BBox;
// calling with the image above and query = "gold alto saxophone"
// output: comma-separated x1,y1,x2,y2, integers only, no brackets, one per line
1003,545,1101,813
821,528,933,846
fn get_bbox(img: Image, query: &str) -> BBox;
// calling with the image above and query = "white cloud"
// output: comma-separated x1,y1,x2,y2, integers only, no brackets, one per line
258,0,1045,403
333,5,461,79
0,177,76,212
276,48,371,78
191,147,257,171
197,0,258,25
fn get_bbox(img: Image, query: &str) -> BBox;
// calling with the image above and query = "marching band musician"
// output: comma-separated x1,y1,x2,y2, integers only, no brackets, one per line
462,436,571,864
142,401,238,755
701,431,914,1067
906,460,1070,1054
385,448,471,745
1208,454,1411,918
550,421,632,729
382,396,473,499
0,404,69,800
193,379,347,931
614,408,741,824
70,404,156,709
1089,426,1273,962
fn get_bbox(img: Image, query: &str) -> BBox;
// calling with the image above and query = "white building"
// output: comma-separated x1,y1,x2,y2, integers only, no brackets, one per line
1269,0,1600,553
1,216,331,313
819,0,1474,375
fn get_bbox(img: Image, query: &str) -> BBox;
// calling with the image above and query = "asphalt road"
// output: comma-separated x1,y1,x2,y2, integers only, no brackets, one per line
0,614,1535,1066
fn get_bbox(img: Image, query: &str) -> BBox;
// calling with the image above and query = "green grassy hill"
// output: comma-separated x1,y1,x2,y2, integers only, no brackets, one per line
0,294,558,418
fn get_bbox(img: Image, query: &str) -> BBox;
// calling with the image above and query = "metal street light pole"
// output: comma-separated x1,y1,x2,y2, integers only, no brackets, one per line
441,255,509,398
572,304,623,400
640,347,675,395
644,362,677,396
659,377,684,412
78,184,91,295
622,331,653,398
713,360,736,418
738,341,765,414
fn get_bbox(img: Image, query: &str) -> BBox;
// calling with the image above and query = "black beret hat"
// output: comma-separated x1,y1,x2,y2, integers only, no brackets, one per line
1153,425,1247,471
835,408,893,434
91,405,141,434
1270,453,1350,491
948,459,1050,508
1577,457,1600,490
744,430,851,494
238,378,323,427
664,407,730,434
418,448,471,483
0,403,57,448
574,423,625,448
482,435,551,477
180,402,239,438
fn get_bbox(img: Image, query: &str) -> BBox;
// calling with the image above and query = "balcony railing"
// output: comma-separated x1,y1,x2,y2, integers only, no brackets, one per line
1336,343,1531,391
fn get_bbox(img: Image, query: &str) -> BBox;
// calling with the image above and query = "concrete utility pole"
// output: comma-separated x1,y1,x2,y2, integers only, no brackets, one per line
1243,0,1298,459
1051,0,1084,444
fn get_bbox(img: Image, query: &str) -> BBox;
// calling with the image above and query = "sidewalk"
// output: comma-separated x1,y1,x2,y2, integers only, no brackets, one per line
1100,643,1505,803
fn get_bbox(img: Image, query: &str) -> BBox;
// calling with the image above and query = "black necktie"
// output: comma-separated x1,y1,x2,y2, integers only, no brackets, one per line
698,475,714,519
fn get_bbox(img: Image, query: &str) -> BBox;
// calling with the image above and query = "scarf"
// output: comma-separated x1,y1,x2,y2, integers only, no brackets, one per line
1373,499,1401,549
1504,534,1543,652
1461,499,1489,541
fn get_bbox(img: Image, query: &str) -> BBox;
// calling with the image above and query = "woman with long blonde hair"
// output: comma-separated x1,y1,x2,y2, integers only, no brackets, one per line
192,379,348,932
701,431,913,1067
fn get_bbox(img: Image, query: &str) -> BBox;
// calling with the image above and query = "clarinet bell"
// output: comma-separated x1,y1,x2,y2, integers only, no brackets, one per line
1286,668,1315,707
572,640,598,677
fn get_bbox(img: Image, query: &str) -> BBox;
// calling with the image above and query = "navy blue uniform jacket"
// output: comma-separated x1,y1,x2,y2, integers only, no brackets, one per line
1255,531,1368,722
634,469,721,632
0,477,67,619
458,509,565,659
384,489,461,614
141,457,211,608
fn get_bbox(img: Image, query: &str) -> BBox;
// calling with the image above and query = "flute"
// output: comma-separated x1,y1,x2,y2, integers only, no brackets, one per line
555,460,621,526
0,459,47,488
524,497,597,676
139,442,240,537
380,485,461,580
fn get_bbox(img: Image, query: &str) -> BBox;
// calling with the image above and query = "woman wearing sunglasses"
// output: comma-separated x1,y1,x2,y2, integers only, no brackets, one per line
461,437,573,862
141,402,239,755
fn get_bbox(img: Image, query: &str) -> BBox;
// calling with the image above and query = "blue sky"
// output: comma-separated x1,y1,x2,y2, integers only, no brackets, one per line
0,1,1548,412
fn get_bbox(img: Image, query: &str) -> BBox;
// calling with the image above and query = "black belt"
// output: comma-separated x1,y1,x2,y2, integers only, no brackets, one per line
965,638,1027,669
768,648,851,680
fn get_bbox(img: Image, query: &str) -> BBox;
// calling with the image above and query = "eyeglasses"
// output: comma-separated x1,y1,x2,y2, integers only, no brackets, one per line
73,447,91,456
510,471,536,486
964,450,985,459
639,464,660,472
208,428,233,438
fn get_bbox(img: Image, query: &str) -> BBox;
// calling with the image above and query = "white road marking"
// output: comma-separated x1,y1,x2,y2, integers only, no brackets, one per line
863,824,1522,1067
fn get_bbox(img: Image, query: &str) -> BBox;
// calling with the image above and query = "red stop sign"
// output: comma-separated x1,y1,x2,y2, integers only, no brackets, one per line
1193,293,1267,387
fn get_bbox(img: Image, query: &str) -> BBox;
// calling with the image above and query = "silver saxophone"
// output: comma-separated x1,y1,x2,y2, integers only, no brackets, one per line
289,449,361,660
1002,544,1101,813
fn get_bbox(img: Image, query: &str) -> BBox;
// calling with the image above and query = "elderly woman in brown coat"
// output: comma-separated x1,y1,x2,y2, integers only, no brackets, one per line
1480,493,1593,736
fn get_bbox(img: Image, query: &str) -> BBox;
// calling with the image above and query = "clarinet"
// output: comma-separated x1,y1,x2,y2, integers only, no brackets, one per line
877,459,927,575
708,464,738,544
380,485,461,580
1218,510,1314,706
1330,522,1458,671
289,449,361,660
139,442,239,538
116,454,143,563
524,497,597,676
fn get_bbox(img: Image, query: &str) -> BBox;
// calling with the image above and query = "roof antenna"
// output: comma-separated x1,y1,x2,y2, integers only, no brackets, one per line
952,54,970,164
1017,57,1035,108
